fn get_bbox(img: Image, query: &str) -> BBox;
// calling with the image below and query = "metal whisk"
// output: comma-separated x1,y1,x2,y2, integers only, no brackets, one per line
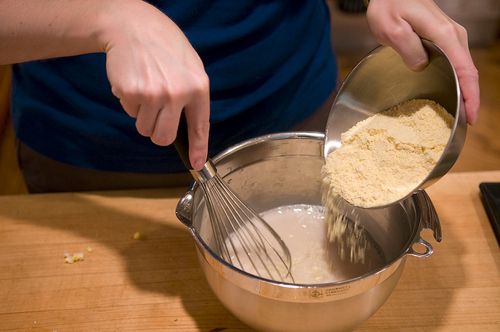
174,114,293,282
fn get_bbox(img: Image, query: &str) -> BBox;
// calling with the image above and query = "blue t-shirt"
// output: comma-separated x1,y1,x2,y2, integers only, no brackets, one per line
11,0,337,173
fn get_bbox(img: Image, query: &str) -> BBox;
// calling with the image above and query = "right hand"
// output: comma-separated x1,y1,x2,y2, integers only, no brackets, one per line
102,0,210,170
366,0,480,124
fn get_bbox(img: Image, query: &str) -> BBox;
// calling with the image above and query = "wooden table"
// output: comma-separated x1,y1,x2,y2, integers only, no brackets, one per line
1,171,499,331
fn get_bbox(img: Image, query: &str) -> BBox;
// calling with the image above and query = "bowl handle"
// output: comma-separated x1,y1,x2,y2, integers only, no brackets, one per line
415,190,442,242
176,189,194,228
407,190,442,258
407,238,434,258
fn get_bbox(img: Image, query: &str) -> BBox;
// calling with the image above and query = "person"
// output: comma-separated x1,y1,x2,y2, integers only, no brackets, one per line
0,0,479,193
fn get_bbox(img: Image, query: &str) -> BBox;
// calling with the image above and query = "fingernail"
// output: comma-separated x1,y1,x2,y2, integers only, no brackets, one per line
468,112,478,125
194,159,205,170
412,59,428,71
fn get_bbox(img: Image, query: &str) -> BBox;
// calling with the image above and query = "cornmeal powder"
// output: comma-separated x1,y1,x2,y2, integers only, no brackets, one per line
321,99,453,262
323,99,453,208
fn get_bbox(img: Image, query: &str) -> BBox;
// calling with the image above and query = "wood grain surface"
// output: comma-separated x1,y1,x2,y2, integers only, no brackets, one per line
0,171,499,331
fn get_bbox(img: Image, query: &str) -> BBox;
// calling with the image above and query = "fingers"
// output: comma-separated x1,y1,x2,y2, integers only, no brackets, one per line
151,105,180,146
113,87,140,118
379,19,428,71
455,65,480,124
112,71,210,171
367,5,428,71
113,85,164,136
403,9,480,124
135,104,161,137
183,74,210,171
147,73,210,171
435,42,479,124
367,0,480,124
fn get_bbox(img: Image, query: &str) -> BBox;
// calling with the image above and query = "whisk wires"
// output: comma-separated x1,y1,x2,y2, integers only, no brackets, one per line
199,172,294,283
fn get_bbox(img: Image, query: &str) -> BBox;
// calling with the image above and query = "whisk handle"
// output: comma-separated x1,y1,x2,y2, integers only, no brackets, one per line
173,112,193,170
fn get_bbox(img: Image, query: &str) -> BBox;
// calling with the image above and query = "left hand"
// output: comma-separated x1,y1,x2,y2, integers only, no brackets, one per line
366,0,480,124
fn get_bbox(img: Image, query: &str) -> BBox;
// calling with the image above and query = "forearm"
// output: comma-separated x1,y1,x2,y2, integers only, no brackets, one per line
0,0,118,64
2,0,210,168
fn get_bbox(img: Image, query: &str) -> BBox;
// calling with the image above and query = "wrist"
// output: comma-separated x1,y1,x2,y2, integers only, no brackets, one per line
91,0,125,53
96,0,161,54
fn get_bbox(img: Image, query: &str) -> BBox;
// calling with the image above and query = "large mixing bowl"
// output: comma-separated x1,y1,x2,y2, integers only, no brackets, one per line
176,132,442,332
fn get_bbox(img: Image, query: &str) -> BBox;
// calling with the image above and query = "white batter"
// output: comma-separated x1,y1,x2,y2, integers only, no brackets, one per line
224,204,383,284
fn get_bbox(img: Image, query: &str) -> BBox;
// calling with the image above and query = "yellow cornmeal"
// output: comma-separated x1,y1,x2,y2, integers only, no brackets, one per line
323,99,453,208
321,99,453,263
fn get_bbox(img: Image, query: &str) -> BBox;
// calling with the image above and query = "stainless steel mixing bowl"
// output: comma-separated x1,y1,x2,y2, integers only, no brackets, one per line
324,40,467,204
176,132,442,332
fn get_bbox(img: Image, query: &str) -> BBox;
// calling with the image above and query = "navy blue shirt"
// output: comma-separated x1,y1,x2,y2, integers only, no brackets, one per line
11,0,337,173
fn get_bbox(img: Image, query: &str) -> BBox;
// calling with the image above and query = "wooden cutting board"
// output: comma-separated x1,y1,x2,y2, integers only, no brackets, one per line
0,171,499,331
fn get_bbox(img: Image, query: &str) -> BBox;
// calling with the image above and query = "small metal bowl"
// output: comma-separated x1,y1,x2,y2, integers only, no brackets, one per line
324,40,467,207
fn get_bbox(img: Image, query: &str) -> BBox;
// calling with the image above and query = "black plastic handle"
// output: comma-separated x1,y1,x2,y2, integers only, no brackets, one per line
173,112,192,170
480,182,500,246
